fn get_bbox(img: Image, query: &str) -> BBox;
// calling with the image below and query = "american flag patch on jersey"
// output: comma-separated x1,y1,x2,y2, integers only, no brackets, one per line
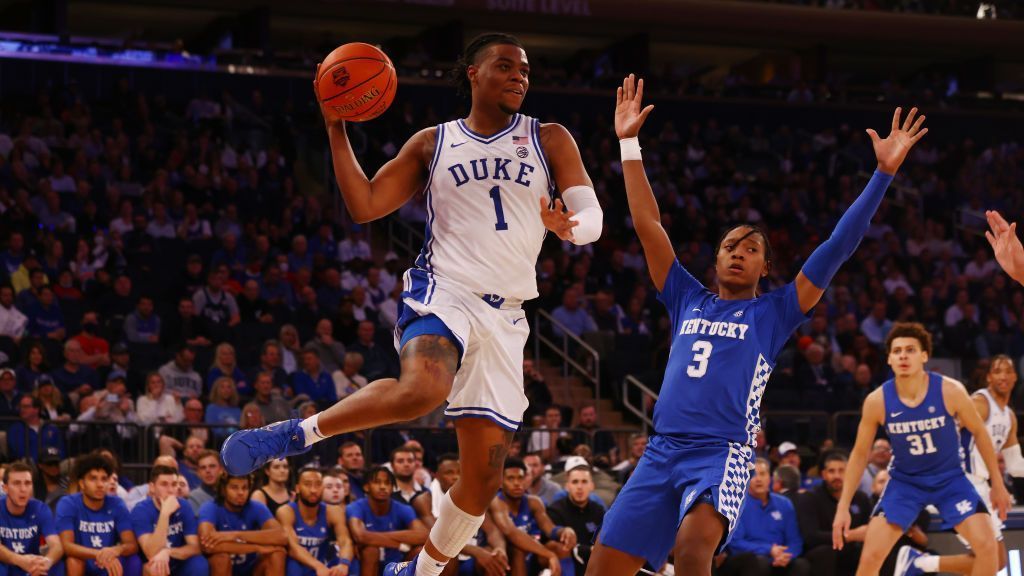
512,135,529,144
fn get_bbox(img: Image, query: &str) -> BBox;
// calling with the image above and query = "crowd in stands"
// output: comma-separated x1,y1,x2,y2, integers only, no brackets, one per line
0,53,1023,574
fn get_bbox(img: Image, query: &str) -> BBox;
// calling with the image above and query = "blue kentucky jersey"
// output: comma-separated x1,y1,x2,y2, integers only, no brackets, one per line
882,372,965,484
289,501,337,563
198,500,274,566
654,261,809,444
55,493,132,550
0,497,57,556
131,497,197,548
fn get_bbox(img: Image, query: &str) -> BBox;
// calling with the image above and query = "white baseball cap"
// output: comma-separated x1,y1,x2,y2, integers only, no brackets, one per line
778,441,798,456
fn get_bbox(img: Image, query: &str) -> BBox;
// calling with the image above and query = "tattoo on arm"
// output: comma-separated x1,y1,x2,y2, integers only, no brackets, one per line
401,335,459,375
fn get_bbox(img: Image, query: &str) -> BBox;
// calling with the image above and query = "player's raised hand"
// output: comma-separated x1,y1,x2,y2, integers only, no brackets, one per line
831,507,851,550
615,74,655,141
985,209,1024,285
539,197,579,241
867,107,928,175
313,62,345,128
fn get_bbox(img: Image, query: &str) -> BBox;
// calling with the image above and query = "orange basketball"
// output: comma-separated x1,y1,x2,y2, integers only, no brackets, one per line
316,43,397,123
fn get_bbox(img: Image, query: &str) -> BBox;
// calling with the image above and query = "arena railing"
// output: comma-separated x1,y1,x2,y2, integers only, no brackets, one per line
385,214,425,261
533,310,602,414
621,375,657,433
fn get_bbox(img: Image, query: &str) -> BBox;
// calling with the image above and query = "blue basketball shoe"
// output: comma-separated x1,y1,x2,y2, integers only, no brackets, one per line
384,558,418,575
220,418,310,475
894,545,925,576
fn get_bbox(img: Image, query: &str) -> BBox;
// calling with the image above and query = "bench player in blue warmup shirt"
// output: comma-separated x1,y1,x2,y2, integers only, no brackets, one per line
277,467,354,576
197,474,287,576
56,454,140,576
130,465,207,576
832,323,1010,576
0,462,64,576
345,467,427,575
489,459,571,576
589,75,929,576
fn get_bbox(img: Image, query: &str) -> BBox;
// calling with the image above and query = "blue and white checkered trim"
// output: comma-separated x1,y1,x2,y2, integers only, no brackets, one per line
745,354,773,446
717,442,754,534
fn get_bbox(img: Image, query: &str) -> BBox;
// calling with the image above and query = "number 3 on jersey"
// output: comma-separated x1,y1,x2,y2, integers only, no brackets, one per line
688,340,713,377
489,186,509,231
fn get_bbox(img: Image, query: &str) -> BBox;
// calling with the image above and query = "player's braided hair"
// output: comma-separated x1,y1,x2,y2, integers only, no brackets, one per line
451,32,524,98
715,223,774,266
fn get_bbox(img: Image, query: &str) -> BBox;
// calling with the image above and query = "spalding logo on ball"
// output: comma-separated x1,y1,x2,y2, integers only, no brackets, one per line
317,42,397,123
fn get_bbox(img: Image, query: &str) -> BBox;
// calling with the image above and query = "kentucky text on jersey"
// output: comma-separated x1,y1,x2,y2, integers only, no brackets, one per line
78,520,115,533
0,526,36,539
447,158,536,188
677,319,750,340
887,416,947,435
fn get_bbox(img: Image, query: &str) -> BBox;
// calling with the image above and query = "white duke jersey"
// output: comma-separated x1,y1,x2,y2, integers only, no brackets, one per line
414,113,554,301
963,388,1012,481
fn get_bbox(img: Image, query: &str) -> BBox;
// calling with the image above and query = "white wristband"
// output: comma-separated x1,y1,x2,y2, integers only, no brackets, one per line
619,137,642,162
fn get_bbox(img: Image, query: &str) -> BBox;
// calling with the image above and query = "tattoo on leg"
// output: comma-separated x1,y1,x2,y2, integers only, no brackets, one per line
488,432,514,469
402,335,459,374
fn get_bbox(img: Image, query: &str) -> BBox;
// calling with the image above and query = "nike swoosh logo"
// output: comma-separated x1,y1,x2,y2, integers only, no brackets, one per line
450,142,467,148
513,318,525,325
890,412,903,418
692,308,701,312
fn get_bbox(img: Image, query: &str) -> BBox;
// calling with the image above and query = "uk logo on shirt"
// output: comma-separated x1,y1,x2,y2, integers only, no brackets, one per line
770,511,783,521
91,535,103,548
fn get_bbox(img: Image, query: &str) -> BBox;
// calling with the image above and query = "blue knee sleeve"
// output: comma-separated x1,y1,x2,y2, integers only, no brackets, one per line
802,170,894,288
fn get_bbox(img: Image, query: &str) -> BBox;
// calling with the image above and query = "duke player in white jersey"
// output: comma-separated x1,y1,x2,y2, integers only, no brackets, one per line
832,323,1010,576
589,76,926,576
896,354,1024,575
220,33,603,576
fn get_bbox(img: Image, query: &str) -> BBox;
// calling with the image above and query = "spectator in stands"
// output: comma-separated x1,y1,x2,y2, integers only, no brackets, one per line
859,302,892,348
522,359,551,423
308,319,345,374
71,311,110,369
260,267,295,313
611,433,647,482
250,371,291,425
488,459,568,575
130,465,207,576
250,459,292,517
773,465,802,503
389,447,425,504
26,286,65,341
52,339,99,403
719,458,807,576
1,233,25,277
123,295,160,344
247,340,289,392
277,467,354,576
36,375,72,422
338,442,366,501
38,446,68,510
178,203,213,243
136,371,184,426
346,466,427,574
0,462,64,574
159,345,203,400
98,275,135,341
208,343,248,397
74,372,138,445
198,473,287,576
778,442,819,490
188,450,223,514
332,351,367,401
237,279,275,327
15,342,48,394
316,269,346,316
192,269,240,342
574,403,616,457
856,438,891,496
0,284,27,345
7,395,65,462
551,284,597,339
14,265,47,312
0,367,19,418
291,348,336,407
205,376,241,443
108,341,144,397
528,406,570,462
523,452,560,504
163,297,213,352
796,451,869,576
338,226,370,264
278,325,301,374
548,462,605,574
168,434,206,490
347,320,397,381
240,402,266,429
57,454,139,576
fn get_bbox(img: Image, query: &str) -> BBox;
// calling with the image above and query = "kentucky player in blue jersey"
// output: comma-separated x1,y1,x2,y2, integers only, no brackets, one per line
130,465,206,576
276,468,353,576
587,74,929,576
0,462,64,576
832,323,1010,576
197,474,287,576
56,454,140,576
221,32,603,576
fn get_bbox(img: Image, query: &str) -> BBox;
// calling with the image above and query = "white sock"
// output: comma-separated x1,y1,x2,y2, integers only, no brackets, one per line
913,554,939,572
415,492,485,576
299,414,328,447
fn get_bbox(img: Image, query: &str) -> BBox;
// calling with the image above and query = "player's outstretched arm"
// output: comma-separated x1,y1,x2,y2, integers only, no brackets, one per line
795,107,927,314
833,390,883,550
315,67,428,223
946,379,1011,519
540,123,603,245
614,74,674,291
985,210,1024,285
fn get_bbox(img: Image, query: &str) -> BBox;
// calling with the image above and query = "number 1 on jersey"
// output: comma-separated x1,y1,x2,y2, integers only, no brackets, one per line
688,340,713,377
489,186,509,231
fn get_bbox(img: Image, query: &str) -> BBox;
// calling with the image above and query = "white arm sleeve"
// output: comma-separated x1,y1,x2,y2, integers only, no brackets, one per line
1003,444,1024,477
562,185,603,245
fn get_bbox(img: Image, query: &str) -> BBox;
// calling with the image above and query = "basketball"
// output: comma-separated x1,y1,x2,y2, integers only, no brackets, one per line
316,42,397,122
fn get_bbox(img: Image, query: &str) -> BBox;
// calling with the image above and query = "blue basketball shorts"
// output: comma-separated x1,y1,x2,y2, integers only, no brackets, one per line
873,472,986,531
